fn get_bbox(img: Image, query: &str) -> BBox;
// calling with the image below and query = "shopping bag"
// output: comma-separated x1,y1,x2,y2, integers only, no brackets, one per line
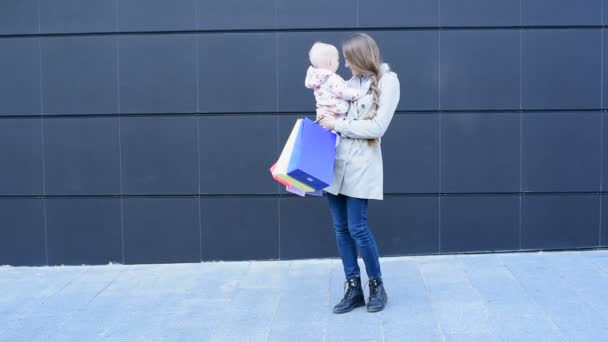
270,162,317,197
304,189,323,197
285,185,306,197
269,162,291,187
285,117,336,190
272,119,315,192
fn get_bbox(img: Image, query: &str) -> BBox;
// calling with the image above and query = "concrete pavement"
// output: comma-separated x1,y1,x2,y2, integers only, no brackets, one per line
1,250,608,341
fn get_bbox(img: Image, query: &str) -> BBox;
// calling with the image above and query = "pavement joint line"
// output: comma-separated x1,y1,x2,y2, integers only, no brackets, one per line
86,267,128,305
40,267,91,305
36,267,126,341
263,289,283,342
415,258,447,342
0,266,90,339
98,265,169,340
497,254,568,341
588,255,608,275
534,253,608,324
456,255,498,334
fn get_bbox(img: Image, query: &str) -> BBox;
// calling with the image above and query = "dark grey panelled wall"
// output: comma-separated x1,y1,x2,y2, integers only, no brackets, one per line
0,0,607,265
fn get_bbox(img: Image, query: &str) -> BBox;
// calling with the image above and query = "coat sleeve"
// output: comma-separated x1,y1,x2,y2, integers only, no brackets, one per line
334,73,400,139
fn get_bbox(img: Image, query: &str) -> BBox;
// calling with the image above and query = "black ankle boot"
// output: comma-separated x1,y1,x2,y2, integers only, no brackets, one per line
333,277,365,314
367,278,387,312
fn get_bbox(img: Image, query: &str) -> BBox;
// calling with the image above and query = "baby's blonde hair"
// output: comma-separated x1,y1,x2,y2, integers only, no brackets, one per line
309,42,339,69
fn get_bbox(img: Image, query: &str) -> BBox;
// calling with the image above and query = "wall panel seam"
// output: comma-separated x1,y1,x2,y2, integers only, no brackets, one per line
2,25,608,40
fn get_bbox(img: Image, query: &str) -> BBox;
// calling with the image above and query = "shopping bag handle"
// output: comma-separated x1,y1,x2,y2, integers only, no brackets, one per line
312,116,339,136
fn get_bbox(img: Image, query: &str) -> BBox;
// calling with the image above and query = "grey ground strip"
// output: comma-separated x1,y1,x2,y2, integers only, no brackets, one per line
1,250,608,342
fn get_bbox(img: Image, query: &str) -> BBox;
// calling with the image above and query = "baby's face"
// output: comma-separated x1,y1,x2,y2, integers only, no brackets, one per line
329,56,339,73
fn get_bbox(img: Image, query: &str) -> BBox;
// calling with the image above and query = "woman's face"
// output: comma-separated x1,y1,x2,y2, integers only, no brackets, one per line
343,55,361,76
344,55,365,76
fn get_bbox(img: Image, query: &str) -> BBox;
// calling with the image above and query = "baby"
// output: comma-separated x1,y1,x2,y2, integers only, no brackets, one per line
305,42,371,122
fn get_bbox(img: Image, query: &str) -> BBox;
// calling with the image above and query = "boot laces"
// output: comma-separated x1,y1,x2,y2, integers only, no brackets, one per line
342,279,357,301
368,279,381,296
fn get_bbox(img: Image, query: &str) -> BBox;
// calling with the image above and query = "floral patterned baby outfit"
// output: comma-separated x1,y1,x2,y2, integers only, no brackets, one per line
304,66,371,119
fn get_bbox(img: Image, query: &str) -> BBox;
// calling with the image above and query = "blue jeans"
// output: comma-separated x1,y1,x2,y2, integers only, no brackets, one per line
326,193,382,280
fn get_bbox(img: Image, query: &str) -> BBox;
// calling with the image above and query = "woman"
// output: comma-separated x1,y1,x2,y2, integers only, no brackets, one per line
319,33,400,314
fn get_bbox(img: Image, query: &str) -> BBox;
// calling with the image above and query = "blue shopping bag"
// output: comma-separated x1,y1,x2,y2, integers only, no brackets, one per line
286,117,337,191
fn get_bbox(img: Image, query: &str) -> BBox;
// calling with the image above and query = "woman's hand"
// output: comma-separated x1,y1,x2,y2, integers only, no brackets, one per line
319,115,338,131
316,107,337,130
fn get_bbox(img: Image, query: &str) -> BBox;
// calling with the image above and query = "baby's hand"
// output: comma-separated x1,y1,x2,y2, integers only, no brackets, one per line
316,107,332,120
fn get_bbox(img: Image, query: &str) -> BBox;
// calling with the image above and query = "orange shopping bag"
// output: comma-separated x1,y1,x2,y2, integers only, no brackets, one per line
269,162,291,187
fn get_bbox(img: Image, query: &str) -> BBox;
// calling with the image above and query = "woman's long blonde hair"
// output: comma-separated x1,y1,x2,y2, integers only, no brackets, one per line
342,33,381,119
342,33,382,145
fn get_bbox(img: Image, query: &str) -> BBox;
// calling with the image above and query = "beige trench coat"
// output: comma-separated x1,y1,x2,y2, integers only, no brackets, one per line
323,68,400,200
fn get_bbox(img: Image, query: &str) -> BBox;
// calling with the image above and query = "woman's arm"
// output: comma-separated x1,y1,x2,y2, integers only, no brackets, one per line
333,73,400,139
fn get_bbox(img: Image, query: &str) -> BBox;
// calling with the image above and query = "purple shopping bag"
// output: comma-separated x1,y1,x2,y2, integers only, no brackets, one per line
286,117,337,191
